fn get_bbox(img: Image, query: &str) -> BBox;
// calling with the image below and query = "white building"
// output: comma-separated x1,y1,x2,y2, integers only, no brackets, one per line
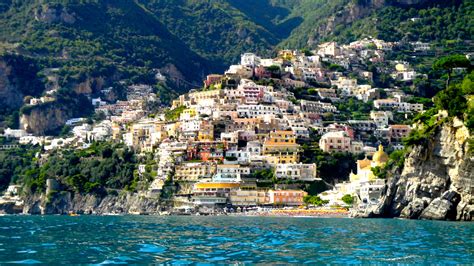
373,99,423,113
241,53,261,67
3,128,28,139
66,118,87,126
370,111,393,128
237,104,280,118
331,77,357,96
213,164,250,182
300,100,337,114
275,163,318,181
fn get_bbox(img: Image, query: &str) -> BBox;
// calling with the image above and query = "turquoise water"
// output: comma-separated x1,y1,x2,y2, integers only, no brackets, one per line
0,216,472,264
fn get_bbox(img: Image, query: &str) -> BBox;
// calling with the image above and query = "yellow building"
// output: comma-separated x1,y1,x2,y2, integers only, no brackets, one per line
395,63,408,72
263,131,300,156
198,120,214,141
194,182,241,190
165,122,180,138
265,153,299,165
350,145,388,182
192,182,241,205
175,163,216,181
112,123,122,141
180,108,197,120
188,89,223,104
278,50,294,60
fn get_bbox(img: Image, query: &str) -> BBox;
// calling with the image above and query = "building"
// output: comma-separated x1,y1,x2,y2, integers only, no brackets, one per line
370,111,393,128
300,100,337,114
3,128,28,139
204,74,223,87
331,77,357,96
192,182,241,206
237,104,280,118
213,164,250,182
267,190,307,206
349,145,389,205
389,124,411,143
317,42,340,56
174,163,216,181
241,53,261,67
263,131,300,155
373,99,423,113
229,190,268,206
275,163,318,181
319,131,363,154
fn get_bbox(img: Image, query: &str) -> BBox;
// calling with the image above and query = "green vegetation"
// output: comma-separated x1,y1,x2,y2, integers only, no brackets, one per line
303,195,329,206
300,129,358,183
341,194,354,205
0,0,470,128
403,55,473,147
164,105,186,121
279,1,473,47
337,98,373,121
0,146,41,192
19,142,140,195
252,168,275,181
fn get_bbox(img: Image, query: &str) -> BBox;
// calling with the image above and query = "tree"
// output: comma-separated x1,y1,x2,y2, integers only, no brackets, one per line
433,55,470,88
303,195,329,206
341,194,354,205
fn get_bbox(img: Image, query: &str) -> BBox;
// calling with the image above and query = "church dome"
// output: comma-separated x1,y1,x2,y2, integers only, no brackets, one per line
372,144,388,164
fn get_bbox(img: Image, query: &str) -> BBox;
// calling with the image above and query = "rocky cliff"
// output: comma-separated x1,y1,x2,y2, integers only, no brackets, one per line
0,55,44,110
20,104,71,135
354,116,473,221
34,4,76,24
20,191,163,215
0,60,24,109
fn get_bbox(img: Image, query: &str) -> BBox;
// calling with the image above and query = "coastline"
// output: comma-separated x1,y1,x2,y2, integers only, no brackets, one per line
228,208,349,218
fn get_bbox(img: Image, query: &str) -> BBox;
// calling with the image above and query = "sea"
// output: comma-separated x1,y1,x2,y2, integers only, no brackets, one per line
0,215,472,264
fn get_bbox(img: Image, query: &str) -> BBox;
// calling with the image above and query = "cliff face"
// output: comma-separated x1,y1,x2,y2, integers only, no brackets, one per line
354,117,473,221
21,192,162,215
0,60,24,109
20,104,71,135
34,4,76,24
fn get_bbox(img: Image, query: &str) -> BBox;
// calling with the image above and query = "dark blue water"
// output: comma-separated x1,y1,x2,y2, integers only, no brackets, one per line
0,216,472,264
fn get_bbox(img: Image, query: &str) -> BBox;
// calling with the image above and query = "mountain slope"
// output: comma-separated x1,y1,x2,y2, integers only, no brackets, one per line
136,0,301,64
279,0,473,47
0,0,216,85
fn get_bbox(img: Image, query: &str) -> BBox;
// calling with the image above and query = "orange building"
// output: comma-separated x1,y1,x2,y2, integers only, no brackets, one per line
268,190,307,206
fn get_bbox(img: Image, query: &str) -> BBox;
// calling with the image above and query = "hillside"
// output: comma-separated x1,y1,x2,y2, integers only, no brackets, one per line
279,0,473,47
2,0,470,84
0,0,472,133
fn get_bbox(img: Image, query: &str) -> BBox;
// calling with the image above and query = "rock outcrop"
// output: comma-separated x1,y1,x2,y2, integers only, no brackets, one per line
34,4,76,24
22,191,163,215
353,117,473,221
0,60,24,109
20,104,71,135
0,56,44,110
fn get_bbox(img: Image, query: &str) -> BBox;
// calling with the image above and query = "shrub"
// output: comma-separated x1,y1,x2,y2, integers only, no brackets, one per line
341,194,354,205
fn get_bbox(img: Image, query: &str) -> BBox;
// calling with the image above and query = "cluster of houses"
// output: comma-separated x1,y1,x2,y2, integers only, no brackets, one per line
2,37,430,210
